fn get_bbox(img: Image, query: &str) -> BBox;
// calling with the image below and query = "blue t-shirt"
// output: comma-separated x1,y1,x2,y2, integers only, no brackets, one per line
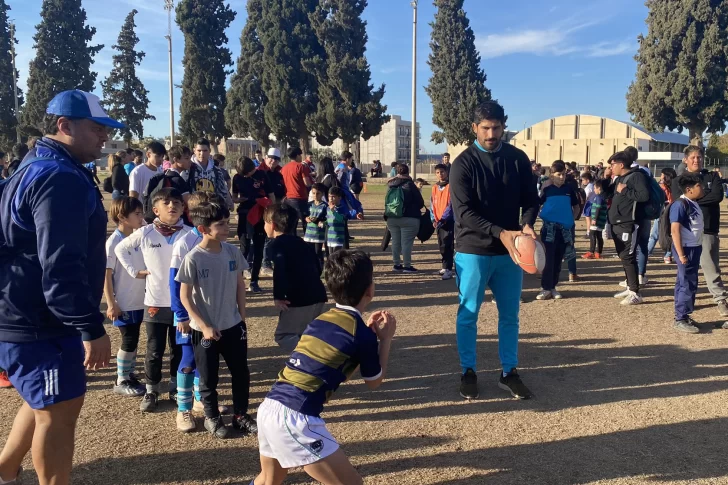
669,197,704,248
539,183,578,228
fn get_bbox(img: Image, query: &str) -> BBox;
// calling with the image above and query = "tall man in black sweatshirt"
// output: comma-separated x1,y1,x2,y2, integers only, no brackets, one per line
450,102,540,401
670,146,728,318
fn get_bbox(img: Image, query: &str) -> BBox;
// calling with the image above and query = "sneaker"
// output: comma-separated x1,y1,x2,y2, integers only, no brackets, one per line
552,289,563,300
232,413,258,435
664,256,673,264
720,321,728,330
674,319,699,334
536,290,552,301
613,289,631,299
441,269,453,280
204,416,231,439
569,274,578,283
192,400,230,415
459,368,479,400
402,266,418,273
620,291,644,305
176,411,196,433
139,392,159,412
718,300,728,317
260,267,274,277
113,380,145,397
439,268,447,275
498,368,533,399
594,252,602,259
393,264,404,272
618,279,628,288
0,466,22,485
582,252,595,259
0,370,13,389
639,275,648,286
248,282,262,293
243,270,251,280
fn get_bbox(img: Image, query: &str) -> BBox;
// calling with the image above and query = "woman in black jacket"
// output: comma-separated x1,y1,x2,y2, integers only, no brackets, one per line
110,154,129,200
315,157,339,198
386,163,424,272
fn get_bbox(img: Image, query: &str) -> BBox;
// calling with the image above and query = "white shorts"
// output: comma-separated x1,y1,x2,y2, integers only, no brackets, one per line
257,398,339,468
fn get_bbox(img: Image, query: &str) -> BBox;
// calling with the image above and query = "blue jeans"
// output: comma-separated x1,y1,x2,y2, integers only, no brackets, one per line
455,253,522,374
674,245,702,320
647,219,672,259
635,219,651,275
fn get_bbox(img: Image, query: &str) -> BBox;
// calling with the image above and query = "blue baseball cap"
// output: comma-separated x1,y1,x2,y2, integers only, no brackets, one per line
46,90,126,129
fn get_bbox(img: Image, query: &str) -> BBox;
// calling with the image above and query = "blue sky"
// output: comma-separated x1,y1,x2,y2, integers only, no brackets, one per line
9,0,646,153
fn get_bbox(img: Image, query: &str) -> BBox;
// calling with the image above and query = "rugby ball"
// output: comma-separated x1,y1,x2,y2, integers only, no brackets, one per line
514,235,545,275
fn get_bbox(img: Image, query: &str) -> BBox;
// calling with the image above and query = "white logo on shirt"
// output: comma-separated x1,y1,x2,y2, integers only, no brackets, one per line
289,358,301,367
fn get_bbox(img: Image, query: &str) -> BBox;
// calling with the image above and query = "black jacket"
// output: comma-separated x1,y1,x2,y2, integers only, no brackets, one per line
671,169,723,235
450,143,539,256
606,167,650,227
269,235,327,307
111,163,129,194
267,168,286,200
387,176,424,219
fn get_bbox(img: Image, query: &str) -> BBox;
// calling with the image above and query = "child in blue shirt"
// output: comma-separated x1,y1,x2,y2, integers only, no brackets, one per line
326,187,361,252
304,183,327,268
536,160,580,301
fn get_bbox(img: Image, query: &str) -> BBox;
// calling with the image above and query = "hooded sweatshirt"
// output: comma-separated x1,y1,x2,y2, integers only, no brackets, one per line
606,167,650,228
387,176,424,219
189,155,233,209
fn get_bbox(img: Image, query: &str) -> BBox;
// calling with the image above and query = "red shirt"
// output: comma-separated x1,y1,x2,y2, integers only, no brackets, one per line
281,162,311,200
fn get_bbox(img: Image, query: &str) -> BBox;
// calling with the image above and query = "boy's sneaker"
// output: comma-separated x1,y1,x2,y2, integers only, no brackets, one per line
248,282,262,293
536,290,552,300
614,289,631,299
498,368,533,399
674,319,699,334
552,289,563,300
620,291,644,305
393,264,404,272
192,400,230,415
204,416,231,439
176,411,196,433
113,380,145,397
0,370,13,389
402,266,418,273
594,252,602,259
582,252,595,259
441,269,453,280
569,274,578,282
664,256,673,264
717,300,728,317
439,268,447,275
232,413,258,435
139,392,159,412
459,368,479,400
639,275,648,286
618,279,628,288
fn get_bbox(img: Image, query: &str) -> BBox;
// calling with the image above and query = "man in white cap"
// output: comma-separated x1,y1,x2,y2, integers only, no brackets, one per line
0,90,115,485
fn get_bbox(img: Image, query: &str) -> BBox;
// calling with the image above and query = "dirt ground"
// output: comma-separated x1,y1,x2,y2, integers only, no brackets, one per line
3,186,728,485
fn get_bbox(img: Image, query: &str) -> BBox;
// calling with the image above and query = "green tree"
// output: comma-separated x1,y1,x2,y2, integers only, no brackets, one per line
22,0,103,135
425,0,491,146
627,0,728,146
259,0,323,152
225,0,271,148
309,0,388,151
176,0,235,148
101,10,155,144
0,0,23,151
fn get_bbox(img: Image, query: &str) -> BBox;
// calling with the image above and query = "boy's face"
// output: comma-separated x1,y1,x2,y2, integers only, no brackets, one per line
312,188,324,202
581,177,589,187
195,144,210,161
147,151,164,168
120,208,144,230
203,217,230,242
175,154,192,171
551,171,565,187
329,194,342,206
152,198,183,224
594,184,602,195
264,219,275,238
436,169,447,182
415,182,424,190
685,183,704,200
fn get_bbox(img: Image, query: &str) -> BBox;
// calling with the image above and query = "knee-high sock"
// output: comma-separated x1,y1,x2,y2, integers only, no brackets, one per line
116,349,134,385
177,371,195,412
193,370,201,402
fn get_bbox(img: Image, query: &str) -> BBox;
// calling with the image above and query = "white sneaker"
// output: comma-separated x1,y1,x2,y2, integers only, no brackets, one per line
536,290,552,300
618,279,628,288
552,289,563,300
621,291,644,305
614,289,631,299
439,269,447,275
441,269,453,280
639,275,648,285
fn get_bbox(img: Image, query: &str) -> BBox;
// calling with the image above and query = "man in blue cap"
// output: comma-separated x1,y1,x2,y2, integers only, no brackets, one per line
0,90,120,485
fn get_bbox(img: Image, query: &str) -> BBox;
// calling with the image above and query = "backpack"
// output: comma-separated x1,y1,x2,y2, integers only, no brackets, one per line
658,198,688,252
142,172,173,223
643,173,666,220
384,186,405,218
417,208,436,243
103,176,113,194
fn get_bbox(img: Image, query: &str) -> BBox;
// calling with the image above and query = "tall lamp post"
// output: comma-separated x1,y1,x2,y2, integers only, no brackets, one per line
410,0,418,179
164,0,175,147
9,21,20,144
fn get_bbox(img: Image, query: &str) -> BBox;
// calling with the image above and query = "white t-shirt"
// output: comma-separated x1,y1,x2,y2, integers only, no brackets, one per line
171,229,204,271
129,164,162,199
584,182,596,203
115,224,191,307
106,230,146,312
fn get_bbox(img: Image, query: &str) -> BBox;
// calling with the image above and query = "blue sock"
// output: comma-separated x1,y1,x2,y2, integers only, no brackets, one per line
177,372,194,412
116,349,134,385
193,371,201,402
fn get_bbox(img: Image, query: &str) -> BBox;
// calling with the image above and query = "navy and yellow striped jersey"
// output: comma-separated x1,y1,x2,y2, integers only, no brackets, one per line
266,305,382,417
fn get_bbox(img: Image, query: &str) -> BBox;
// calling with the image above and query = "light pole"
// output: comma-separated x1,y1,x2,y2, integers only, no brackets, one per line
410,0,418,179
164,0,175,147
9,21,20,144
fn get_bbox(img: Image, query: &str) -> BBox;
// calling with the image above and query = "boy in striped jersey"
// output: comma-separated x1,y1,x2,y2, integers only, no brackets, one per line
304,183,328,268
326,187,363,252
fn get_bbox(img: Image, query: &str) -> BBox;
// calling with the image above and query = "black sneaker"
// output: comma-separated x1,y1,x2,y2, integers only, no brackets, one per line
204,416,231,439
459,368,479,400
139,391,159,412
113,380,145,397
402,266,418,273
393,265,404,272
232,413,258,435
498,368,533,399
248,282,262,293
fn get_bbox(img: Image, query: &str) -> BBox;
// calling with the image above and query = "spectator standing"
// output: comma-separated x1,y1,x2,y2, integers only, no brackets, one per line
280,147,314,235
385,163,424,273
349,160,364,200
431,164,454,280
442,152,451,170
129,141,165,200
110,153,129,199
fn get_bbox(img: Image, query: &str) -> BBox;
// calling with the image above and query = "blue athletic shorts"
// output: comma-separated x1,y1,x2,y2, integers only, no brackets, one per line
113,309,144,327
0,335,86,409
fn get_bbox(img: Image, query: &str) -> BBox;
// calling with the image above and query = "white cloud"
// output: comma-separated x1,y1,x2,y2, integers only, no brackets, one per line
586,41,634,57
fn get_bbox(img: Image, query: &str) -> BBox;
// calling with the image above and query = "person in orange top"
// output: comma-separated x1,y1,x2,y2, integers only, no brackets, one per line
431,164,455,280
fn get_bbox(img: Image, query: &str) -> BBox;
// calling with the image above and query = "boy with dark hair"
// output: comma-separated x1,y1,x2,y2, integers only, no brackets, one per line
431,163,454,280
116,188,191,414
304,183,328,267
252,250,395,485
326,186,361,251
177,201,257,438
129,141,165,200
190,138,233,210
264,204,328,352
583,179,609,259
671,173,705,333
536,161,580,300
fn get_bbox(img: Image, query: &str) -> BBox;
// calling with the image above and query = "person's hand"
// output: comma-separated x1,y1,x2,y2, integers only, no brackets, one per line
499,230,523,265
106,303,121,321
305,217,312,223
679,254,688,265
177,319,191,335
136,270,150,279
522,224,537,240
329,202,337,210
356,213,364,220
433,221,438,228
274,299,290,311
201,325,221,341
617,183,627,193
366,311,397,341
83,334,111,370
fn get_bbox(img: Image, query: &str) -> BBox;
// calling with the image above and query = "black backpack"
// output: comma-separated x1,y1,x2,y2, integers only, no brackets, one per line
142,172,173,223
658,198,688,252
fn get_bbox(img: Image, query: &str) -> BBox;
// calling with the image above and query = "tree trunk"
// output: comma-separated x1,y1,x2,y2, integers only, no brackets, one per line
299,136,310,158
342,141,350,153
688,126,705,147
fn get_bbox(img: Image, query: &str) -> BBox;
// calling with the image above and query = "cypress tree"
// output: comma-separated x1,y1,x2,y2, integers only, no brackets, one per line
0,0,23,151
225,0,271,147
22,0,103,135
309,0,388,150
425,0,491,146
627,0,728,145
259,0,323,152
101,10,155,144
176,0,235,147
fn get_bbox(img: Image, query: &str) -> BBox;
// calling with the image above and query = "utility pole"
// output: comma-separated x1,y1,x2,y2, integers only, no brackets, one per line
164,0,175,147
410,0,418,179
9,21,20,144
